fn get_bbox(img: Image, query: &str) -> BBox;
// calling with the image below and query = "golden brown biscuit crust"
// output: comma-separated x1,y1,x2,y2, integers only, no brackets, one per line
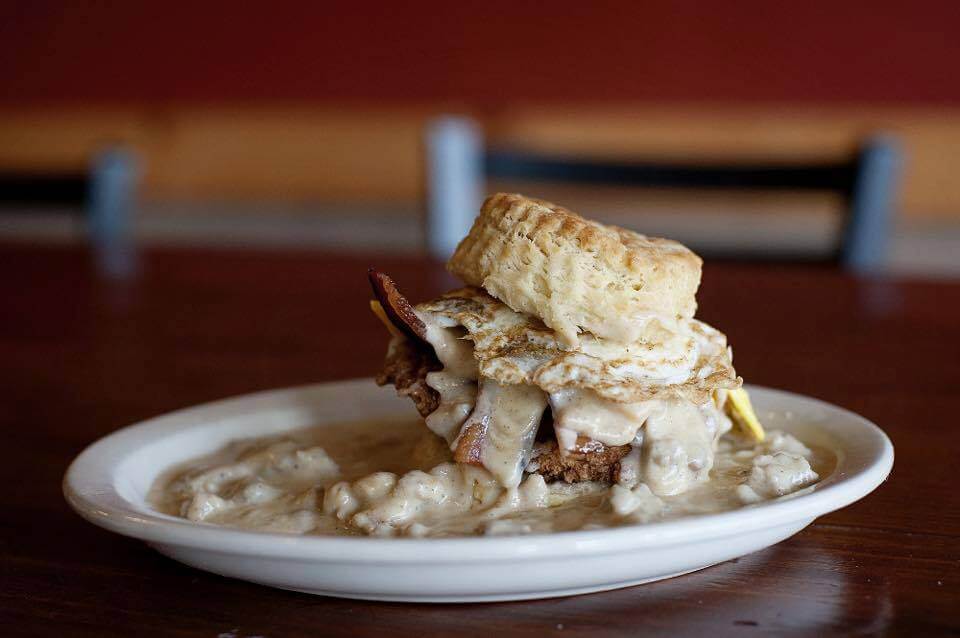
447,193,703,346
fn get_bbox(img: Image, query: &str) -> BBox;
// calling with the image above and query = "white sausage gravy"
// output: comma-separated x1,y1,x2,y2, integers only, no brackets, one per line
149,419,827,537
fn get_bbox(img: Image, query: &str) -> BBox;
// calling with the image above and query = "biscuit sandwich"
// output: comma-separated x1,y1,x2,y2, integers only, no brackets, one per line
371,193,763,496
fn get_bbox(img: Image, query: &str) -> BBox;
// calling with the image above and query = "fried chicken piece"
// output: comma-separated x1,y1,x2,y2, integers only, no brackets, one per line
530,438,632,484
375,337,442,417
371,274,632,485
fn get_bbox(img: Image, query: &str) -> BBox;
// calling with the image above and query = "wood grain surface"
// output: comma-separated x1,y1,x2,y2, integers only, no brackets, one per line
2,243,958,636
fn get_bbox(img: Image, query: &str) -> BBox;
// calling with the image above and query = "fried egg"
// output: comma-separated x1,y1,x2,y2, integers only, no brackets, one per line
416,287,739,405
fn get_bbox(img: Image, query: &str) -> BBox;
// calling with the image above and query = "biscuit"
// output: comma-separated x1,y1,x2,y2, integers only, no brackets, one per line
447,193,702,345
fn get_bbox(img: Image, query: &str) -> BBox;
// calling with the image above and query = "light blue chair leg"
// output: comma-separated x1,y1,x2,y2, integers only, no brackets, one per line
88,147,140,278
425,116,484,259
842,135,902,273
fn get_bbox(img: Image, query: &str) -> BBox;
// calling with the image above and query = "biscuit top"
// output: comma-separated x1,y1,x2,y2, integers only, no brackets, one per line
447,193,702,346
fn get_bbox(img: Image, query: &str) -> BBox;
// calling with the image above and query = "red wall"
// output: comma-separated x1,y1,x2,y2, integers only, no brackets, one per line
1,1,958,106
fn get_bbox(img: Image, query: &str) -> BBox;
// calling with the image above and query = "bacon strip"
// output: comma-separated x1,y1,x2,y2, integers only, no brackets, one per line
452,380,548,487
453,416,487,466
367,269,428,343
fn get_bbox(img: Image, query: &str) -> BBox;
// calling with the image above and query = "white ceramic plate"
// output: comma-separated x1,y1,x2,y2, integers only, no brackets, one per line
64,379,893,603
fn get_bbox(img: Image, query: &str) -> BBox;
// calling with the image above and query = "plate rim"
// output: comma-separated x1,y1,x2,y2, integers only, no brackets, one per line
63,378,894,563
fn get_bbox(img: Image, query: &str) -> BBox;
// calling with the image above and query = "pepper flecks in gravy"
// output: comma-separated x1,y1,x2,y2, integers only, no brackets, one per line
149,419,829,537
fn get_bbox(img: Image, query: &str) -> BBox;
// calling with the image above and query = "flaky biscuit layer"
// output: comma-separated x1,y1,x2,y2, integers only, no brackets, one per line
447,193,702,346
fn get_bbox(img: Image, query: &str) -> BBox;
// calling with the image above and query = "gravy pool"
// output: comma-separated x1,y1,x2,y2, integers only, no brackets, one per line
149,419,830,537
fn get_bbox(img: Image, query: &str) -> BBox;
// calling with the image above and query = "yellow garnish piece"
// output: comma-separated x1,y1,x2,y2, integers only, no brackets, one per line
369,300,403,338
724,387,765,442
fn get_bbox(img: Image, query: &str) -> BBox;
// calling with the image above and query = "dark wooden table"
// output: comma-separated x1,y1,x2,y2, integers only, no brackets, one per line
3,243,958,636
